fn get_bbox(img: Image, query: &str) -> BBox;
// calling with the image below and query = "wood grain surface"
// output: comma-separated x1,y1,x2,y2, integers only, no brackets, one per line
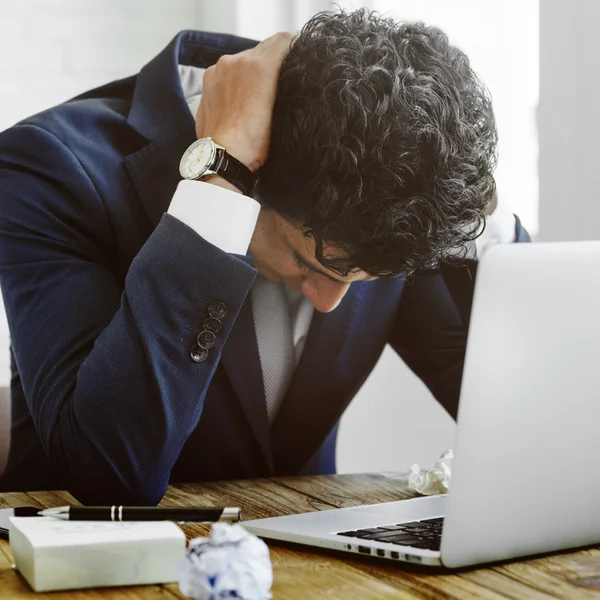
0,474,598,599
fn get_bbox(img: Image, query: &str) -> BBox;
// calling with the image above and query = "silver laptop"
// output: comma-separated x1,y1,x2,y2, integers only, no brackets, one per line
244,241,600,568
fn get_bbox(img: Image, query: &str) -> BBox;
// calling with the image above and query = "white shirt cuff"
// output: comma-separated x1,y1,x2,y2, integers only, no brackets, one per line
168,180,261,255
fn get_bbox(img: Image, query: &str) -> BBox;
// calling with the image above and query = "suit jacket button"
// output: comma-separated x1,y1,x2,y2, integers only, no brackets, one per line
203,316,222,334
197,330,216,349
190,345,209,363
208,301,227,319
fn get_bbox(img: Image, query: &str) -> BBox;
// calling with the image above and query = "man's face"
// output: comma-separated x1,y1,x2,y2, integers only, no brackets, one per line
249,209,376,313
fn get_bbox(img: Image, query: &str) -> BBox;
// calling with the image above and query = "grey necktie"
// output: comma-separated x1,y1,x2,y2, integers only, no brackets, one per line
251,276,296,423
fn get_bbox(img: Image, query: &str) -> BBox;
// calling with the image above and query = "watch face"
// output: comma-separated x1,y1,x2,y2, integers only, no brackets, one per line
179,138,215,180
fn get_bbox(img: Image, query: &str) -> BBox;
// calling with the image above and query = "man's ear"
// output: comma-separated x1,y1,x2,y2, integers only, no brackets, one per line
484,193,497,216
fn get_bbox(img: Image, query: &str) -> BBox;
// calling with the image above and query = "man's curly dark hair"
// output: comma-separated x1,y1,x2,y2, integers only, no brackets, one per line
256,8,497,277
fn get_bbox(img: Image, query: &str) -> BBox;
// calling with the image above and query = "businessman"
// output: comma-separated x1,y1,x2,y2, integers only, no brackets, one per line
0,9,528,504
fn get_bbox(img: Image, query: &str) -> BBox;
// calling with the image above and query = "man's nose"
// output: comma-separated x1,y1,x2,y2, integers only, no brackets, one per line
300,277,351,313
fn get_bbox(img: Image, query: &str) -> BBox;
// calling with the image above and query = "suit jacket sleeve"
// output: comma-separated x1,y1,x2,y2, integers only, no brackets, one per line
0,123,257,504
391,217,531,419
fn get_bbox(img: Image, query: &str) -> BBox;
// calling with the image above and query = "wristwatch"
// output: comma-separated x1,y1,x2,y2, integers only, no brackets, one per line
179,137,257,197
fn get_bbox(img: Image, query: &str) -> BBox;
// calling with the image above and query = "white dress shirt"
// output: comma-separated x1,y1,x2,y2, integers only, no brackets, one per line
168,64,517,367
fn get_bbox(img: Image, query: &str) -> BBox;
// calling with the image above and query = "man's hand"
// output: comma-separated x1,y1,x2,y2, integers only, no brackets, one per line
196,32,294,174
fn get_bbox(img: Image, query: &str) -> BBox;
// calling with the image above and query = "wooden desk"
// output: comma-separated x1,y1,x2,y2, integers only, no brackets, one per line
1,474,599,599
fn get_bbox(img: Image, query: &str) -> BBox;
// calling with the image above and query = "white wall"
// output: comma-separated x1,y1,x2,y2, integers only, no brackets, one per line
0,0,216,133
538,0,600,242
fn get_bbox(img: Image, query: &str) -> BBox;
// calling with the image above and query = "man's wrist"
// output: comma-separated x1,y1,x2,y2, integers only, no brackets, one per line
180,136,256,196
203,173,243,195
204,133,261,174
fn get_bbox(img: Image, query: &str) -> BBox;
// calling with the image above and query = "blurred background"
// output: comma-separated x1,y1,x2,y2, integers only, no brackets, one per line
0,0,564,473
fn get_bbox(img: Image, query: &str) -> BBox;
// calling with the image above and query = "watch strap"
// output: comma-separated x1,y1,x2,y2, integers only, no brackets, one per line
213,148,257,197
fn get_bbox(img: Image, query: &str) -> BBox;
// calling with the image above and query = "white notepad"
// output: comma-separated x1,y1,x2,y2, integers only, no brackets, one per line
9,516,186,592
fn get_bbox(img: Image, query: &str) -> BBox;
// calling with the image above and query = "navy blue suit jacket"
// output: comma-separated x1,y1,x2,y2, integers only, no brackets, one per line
0,31,529,505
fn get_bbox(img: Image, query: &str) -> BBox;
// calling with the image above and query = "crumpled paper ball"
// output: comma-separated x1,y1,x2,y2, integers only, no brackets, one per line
178,522,273,600
408,449,454,495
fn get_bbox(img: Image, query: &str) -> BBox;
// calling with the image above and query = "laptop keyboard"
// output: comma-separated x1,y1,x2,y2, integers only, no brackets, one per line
337,517,444,551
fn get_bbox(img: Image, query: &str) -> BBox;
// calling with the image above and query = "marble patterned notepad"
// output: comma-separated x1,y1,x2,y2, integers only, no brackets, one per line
9,516,186,592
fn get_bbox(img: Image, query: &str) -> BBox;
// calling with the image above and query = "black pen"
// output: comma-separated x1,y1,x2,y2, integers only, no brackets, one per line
38,505,241,523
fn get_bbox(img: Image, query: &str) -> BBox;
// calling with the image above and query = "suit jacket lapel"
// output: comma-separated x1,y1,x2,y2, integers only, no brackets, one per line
126,30,258,146
124,124,196,231
270,283,366,475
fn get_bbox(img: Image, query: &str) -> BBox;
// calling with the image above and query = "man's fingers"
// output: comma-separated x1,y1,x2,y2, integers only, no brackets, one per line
253,31,295,61
202,64,216,80
214,32,294,68
195,31,295,170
